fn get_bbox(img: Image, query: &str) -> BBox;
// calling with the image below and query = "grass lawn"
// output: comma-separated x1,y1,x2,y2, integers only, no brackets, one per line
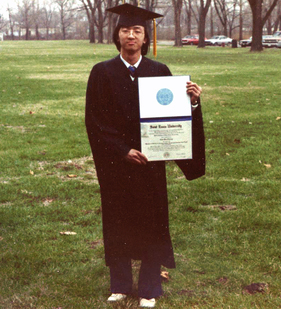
0,40,281,308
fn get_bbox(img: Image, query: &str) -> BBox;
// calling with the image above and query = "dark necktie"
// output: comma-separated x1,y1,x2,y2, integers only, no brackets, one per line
128,65,136,77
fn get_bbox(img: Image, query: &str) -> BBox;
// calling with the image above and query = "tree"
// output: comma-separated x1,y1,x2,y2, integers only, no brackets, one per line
0,13,7,33
55,0,76,40
172,0,183,46
214,0,228,35
183,0,192,35
273,1,281,31
248,0,280,51
18,0,34,40
213,0,239,37
41,0,53,39
80,0,96,43
239,0,243,40
95,0,106,43
210,4,214,37
6,7,16,40
32,0,41,39
265,0,281,33
227,0,239,37
198,0,212,47
106,0,120,44
144,0,157,38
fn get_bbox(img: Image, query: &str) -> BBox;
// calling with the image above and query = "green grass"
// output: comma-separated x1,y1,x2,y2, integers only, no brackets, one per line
0,40,281,308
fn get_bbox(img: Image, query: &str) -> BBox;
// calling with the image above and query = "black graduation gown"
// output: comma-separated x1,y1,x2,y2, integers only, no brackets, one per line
85,56,205,268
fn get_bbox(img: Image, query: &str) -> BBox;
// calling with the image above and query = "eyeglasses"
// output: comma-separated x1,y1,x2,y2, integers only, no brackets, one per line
120,28,144,36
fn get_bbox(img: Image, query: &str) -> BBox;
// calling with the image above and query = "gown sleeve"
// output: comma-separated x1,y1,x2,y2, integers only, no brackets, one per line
175,97,206,180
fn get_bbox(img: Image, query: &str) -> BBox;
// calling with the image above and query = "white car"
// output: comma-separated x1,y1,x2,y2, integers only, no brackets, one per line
205,35,233,46
263,31,281,47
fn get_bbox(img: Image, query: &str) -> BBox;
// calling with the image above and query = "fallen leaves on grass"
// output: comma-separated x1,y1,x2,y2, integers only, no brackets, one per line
43,198,54,206
161,271,170,281
0,237,3,241
89,239,103,249
60,231,77,235
242,283,268,295
21,189,33,195
276,116,281,121
217,277,229,284
202,205,237,211
67,174,77,178
259,161,271,168
219,205,237,211
176,176,185,180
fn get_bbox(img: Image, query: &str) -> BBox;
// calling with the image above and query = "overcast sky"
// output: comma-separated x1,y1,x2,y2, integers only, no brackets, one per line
0,0,16,18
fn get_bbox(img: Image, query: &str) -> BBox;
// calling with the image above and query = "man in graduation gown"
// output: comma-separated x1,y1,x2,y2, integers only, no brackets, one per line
85,4,205,308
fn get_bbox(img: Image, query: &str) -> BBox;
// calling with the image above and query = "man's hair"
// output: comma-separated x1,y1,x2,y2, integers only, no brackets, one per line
113,25,150,56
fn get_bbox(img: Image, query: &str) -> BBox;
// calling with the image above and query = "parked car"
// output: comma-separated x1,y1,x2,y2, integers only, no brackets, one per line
205,35,233,46
181,34,199,45
240,37,252,47
262,31,281,47
277,40,281,48
240,35,271,47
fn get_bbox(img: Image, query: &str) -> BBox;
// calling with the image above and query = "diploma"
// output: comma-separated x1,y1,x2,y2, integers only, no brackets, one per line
138,76,192,161
141,120,192,161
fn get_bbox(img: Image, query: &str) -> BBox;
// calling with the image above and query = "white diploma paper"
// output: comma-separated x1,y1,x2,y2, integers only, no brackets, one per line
141,120,192,161
138,76,192,161
138,75,191,119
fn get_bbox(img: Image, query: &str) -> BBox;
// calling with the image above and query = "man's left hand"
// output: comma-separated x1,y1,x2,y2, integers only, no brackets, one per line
186,81,202,105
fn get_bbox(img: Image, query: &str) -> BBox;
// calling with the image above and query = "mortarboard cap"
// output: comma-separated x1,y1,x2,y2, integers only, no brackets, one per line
106,3,163,28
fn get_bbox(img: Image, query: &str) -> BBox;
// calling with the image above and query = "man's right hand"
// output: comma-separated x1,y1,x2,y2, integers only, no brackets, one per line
125,149,148,165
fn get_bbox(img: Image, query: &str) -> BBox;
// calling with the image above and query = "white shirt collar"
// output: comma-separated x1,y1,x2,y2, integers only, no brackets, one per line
120,54,142,69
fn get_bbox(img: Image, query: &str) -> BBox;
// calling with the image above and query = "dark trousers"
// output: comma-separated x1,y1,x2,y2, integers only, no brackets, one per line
109,257,163,299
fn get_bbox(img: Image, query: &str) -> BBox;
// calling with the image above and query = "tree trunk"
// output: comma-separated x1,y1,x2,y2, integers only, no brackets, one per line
239,0,243,40
36,24,40,40
97,0,103,43
173,0,183,47
210,5,214,37
248,0,279,51
89,19,95,43
273,3,281,32
81,0,96,44
62,25,66,40
266,16,272,34
25,27,29,40
198,0,212,48
198,10,207,47
249,0,263,51
184,0,192,35
8,11,15,40
145,0,153,38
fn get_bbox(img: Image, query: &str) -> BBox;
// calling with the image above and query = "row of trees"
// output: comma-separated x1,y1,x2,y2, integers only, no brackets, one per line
172,0,281,50
0,0,281,51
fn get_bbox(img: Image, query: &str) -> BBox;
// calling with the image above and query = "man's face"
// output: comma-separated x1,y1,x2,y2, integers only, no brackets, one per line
118,25,147,54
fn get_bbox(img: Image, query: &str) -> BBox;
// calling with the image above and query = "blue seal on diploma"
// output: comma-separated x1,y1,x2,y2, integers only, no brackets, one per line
156,88,173,106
